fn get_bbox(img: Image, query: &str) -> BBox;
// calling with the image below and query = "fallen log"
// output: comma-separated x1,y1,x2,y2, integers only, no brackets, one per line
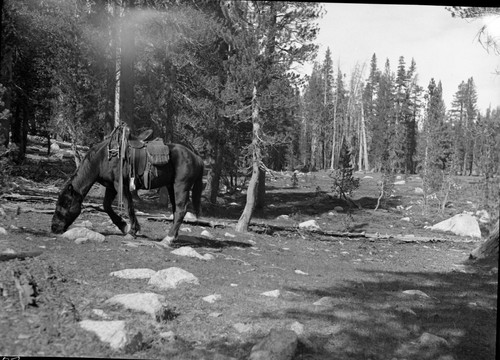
0,250,43,262
145,214,225,228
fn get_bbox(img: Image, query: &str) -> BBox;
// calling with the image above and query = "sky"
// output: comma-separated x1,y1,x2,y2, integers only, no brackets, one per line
299,3,500,113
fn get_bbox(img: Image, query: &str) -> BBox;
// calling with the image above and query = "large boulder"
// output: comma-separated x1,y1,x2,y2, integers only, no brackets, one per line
429,213,481,238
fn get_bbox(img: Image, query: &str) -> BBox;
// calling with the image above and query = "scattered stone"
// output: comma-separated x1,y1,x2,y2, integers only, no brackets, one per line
334,206,344,212
249,328,298,360
159,331,176,341
402,290,431,298
476,209,490,224
429,213,481,238
184,212,197,222
0,227,7,235
148,267,199,290
277,215,290,220
61,227,105,242
50,142,60,152
294,270,308,275
74,237,89,244
106,293,166,318
261,290,280,298
79,320,128,350
110,268,157,279
92,309,110,319
200,230,213,238
171,246,213,260
76,220,93,229
400,217,410,222
224,232,236,238
418,332,449,348
298,220,320,231
394,180,406,185
180,227,192,232
313,297,334,306
202,294,222,303
328,212,335,216
233,323,253,333
289,321,305,336
363,175,373,179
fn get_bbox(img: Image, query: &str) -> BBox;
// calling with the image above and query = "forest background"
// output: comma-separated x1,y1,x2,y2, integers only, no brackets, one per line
0,1,499,227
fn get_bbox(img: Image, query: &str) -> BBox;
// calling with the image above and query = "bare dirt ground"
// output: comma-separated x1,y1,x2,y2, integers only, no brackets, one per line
0,143,498,359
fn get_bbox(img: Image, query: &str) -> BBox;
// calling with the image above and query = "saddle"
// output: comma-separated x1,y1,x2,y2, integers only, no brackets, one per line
107,123,170,191
128,133,169,190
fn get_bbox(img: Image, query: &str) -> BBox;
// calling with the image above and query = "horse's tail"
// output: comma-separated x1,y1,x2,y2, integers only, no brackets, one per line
192,162,204,218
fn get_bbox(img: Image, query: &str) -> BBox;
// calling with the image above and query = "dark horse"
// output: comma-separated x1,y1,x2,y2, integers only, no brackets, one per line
51,123,204,247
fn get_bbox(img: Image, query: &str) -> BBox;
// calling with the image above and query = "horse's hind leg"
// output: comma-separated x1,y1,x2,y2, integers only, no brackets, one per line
160,184,189,247
103,187,129,234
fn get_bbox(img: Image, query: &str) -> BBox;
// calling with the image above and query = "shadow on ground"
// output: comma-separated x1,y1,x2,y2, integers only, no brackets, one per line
260,266,498,360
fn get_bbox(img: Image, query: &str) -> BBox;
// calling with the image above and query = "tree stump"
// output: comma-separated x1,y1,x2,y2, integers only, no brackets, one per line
469,220,499,261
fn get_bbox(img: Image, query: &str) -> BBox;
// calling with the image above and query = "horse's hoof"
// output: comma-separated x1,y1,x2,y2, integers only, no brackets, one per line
122,223,131,234
159,235,175,248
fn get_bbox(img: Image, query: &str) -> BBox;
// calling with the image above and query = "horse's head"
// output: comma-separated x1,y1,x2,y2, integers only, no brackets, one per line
51,182,84,234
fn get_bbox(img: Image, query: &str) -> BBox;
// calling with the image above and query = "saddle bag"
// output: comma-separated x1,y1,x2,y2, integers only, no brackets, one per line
146,141,169,165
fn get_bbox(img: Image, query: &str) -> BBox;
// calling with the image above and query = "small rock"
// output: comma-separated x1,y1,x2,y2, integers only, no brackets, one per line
106,293,166,318
363,176,373,179
202,294,222,303
334,206,344,212
418,332,449,348
171,246,213,261
261,290,280,298
184,212,197,222
92,309,110,319
110,268,157,279
50,142,60,152
159,331,175,341
200,230,213,238
233,323,253,333
180,227,192,232
61,227,105,242
224,232,236,238
403,289,431,298
290,321,305,336
400,217,410,222
148,267,199,290
313,297,334,306
294,270,308,275
249,328,298,360
75,237,89,244
328,212,335,216
0,227,7,235
76,220,93,229
209,312,222,318
394,180,406,185
475,209,490,223
298,220,320,231
277,215,290,220
79,320,128,350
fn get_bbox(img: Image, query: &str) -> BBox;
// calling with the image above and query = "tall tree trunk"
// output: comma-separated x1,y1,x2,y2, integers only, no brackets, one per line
206,135,223,204
236,85,260,232
330,99,337,170
0,0,11,148
119,0,135,131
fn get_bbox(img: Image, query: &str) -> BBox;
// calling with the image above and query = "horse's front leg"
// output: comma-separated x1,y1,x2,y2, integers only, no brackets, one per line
103,187,129,234
122,182,141,236
159,184,188,247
